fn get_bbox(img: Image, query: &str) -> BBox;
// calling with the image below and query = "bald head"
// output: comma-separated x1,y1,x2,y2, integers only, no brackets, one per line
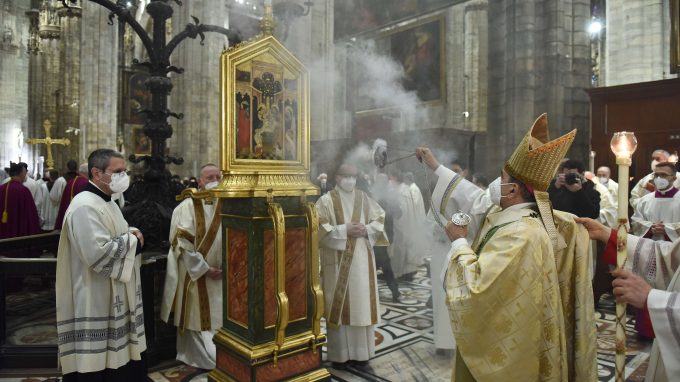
198,163,220,189
596,166,611,178
652,150,670,162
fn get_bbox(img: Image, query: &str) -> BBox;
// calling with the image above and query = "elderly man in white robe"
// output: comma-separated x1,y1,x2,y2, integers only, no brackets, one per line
161,163,223,370
316,163,388,368
596,166,619,204
56,149,146,381
577,216,680,382
631,162,680,242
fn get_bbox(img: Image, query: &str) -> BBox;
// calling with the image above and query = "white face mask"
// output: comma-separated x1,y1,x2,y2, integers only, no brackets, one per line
339,176,356,192
204,181,219,190
107,172,130,194
651,159,660,172
654,177,670,191
598,176,608,185
320,179,327,187
488,177,516,206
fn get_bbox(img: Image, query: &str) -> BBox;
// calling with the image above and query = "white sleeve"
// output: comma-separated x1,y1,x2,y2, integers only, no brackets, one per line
50,177,66,203
67,205,138,283
180,250,210,281
646,289,680,378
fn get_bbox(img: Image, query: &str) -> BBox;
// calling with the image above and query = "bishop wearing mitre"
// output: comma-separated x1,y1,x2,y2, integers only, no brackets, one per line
417,114,597,381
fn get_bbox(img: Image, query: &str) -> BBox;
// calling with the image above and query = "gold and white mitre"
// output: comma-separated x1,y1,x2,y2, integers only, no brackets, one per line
504,113,577,249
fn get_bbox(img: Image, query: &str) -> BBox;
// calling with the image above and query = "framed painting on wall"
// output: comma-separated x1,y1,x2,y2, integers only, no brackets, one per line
122,70,151,125
352,16,445,112
334,0,460,40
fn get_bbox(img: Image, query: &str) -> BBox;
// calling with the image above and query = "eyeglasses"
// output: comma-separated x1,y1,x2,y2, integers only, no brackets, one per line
653,173,673,179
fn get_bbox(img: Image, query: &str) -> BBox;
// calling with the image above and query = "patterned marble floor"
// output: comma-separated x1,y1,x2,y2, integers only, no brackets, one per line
0,265,652,382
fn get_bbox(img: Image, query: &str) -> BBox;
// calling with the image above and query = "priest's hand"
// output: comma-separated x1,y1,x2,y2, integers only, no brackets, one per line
650,222,665,236
445,221,467,242
347,222,367,238
644,181,656,192
206,267,223,280
415,147,440,171
611,268,652,309
574,217,611,243
130,229,144,248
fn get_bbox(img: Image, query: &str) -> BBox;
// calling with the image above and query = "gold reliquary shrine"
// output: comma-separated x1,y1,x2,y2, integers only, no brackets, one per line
207,31,329,382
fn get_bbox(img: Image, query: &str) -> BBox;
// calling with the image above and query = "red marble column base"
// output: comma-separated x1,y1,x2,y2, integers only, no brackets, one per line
209,346,330,382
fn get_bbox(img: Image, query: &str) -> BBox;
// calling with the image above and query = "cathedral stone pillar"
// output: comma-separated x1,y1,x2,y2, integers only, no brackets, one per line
604,0,677,86
0,1,32,167
484,0,591,174
56,0,81,165
169,0,228,177
79,1,118,161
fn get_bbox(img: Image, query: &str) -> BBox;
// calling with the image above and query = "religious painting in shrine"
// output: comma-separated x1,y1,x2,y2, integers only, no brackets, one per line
221,35,310,174
334,0,457,40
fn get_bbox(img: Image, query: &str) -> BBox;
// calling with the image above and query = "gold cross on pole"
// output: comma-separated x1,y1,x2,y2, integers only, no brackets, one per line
25,119,70,170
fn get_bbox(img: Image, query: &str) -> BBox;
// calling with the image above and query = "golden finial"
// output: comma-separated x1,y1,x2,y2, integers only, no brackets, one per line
260,0,275,36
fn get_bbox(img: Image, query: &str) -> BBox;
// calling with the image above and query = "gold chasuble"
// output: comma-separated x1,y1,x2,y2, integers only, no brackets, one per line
447,206,567,381
440,114,597,382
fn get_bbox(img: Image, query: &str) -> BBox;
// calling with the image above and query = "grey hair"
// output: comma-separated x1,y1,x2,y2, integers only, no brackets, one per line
87,149,124,179
78,163,88,175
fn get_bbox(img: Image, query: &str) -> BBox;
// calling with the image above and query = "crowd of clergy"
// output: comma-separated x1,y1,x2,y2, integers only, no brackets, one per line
0,117,679,381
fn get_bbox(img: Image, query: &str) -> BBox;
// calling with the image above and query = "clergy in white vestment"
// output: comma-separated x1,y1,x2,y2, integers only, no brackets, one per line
630,149,680,209
425,210,457,353
577,217,680,382
56,149,147,381
585,171,617,227
631,162,680,242
315,163,388,367
389,170,425,279
49,159,79,208
161,164,223,370
36,169,59,231
416,114,597,382
596,166,619,204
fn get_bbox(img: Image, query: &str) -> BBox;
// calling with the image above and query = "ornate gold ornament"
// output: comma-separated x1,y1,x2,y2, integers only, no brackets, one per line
216,31,315,198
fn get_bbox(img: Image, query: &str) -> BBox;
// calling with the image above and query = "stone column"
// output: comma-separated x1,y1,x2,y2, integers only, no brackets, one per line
0,0,32,166
57,0,81,165
37,27,61,169
79,0,119,160
604,0,677,86
484,0,591,174
169,0,229,177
